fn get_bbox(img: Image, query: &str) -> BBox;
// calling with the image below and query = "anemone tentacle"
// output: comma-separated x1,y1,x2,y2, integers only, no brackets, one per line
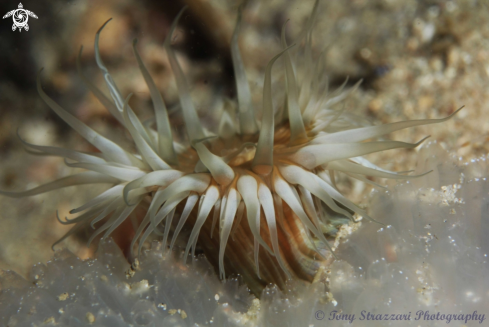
231,5,258,136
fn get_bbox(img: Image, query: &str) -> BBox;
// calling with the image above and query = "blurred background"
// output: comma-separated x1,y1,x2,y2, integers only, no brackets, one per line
0,0,488,278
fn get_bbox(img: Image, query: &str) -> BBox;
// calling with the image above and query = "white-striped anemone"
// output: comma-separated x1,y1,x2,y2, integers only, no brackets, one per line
1,2,461,294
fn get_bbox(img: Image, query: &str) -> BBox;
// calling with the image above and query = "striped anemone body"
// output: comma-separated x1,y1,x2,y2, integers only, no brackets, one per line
1,2,460,295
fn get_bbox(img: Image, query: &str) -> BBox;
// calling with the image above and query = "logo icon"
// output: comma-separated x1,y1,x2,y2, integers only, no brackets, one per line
3,3,38,32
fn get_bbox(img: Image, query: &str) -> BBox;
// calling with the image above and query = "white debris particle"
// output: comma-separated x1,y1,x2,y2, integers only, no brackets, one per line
157,303,167,310
57,292,69,301
246,298,261,318
130,279,149,295
125,268,135,279
43,317,55,324
86,312,95,324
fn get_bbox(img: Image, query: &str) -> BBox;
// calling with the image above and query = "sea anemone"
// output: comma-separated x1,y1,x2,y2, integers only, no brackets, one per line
0,1,461,294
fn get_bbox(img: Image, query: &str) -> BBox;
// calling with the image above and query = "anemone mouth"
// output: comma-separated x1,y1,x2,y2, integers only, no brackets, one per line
0,1,462,295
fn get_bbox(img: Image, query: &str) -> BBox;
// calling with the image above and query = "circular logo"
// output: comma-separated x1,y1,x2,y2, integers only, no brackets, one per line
14,10,27,26
315,310,325,320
